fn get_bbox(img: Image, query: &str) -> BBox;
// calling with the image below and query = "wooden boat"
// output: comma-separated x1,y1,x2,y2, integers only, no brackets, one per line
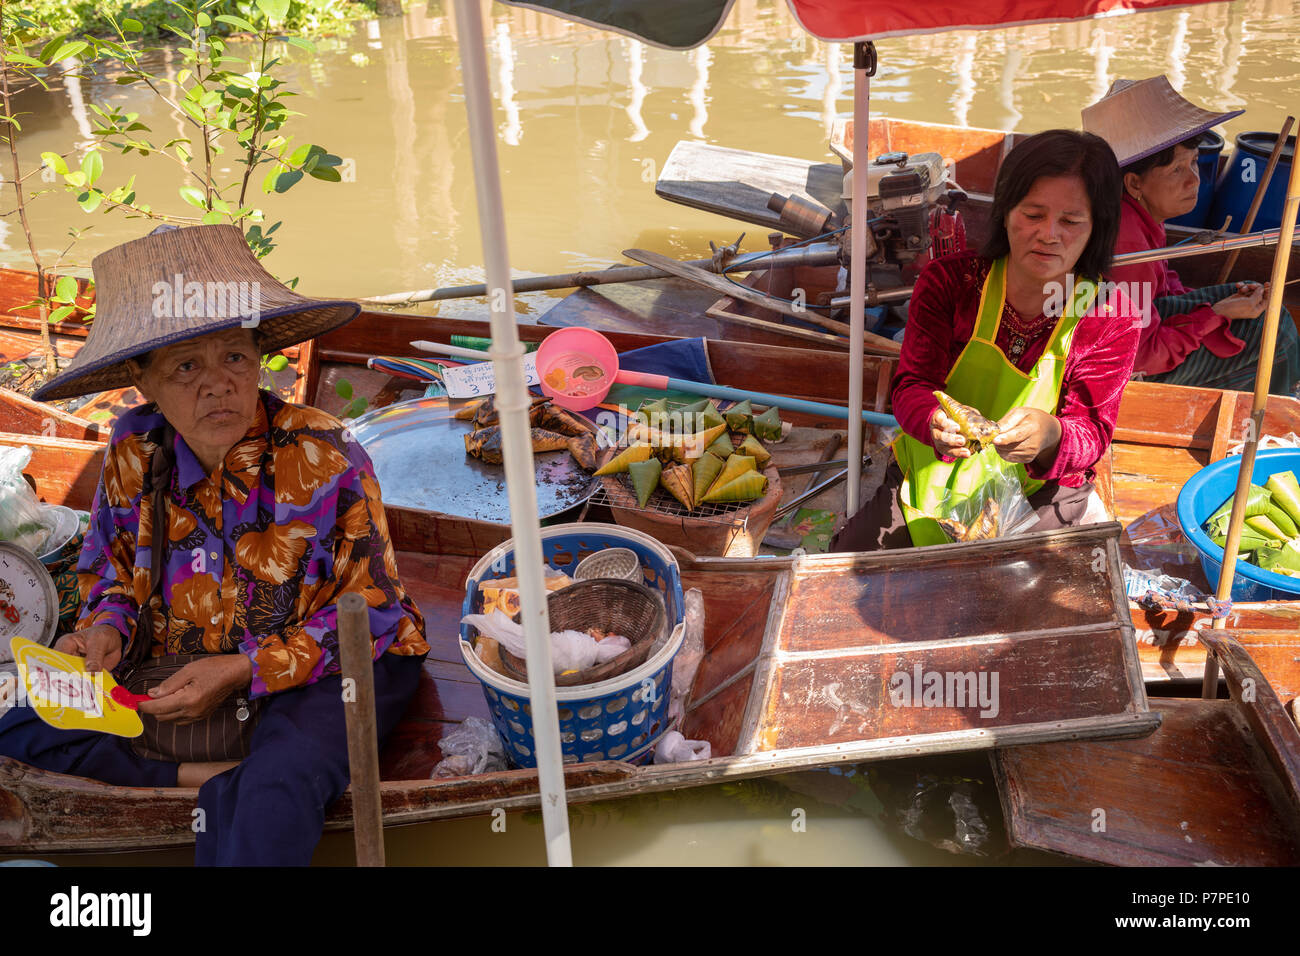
3,268,1300,682
1,468,1156,853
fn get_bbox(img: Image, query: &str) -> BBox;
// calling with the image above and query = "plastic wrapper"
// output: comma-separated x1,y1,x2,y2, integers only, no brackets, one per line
0,446,54,556
430,716,508,778
668,587,705,721
1120,503,1203,579
931,469,1036,543
653,730,711,764
461,609,630,675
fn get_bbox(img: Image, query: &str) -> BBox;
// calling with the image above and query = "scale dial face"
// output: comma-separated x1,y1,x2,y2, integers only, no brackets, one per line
0,542,59,652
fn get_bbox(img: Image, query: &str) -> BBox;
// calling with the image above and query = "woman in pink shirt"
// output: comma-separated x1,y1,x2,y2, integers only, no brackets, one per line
1084,76,1300,394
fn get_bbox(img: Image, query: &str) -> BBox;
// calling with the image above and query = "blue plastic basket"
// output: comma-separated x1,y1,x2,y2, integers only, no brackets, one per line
460,523,686,767
1176,447,1300,601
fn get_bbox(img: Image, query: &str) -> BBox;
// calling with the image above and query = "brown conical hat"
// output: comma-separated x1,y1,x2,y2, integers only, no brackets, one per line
33,224,360,401
1082,74,1242,169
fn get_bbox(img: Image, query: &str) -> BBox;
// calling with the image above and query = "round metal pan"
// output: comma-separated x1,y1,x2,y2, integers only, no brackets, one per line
348,396,598,524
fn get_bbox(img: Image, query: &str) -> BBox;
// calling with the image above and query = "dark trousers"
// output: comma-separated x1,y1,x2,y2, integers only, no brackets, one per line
831,462,1094,552
0,652,424,866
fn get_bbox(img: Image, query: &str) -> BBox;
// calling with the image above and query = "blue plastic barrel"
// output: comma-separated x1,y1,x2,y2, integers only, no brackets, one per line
1209,131,1295,232
1168,130,1225,228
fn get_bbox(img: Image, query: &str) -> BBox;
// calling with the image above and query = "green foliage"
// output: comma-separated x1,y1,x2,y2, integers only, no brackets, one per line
13,0,384,42
37,0,344,259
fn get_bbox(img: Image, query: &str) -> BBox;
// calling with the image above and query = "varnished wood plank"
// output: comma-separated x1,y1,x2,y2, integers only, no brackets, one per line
995,698,1300,866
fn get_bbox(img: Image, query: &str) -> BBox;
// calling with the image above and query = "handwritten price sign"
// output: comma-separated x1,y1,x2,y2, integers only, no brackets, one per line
442,354,540,399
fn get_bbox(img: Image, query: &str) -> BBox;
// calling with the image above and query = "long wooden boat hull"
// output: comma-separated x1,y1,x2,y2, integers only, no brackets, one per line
2,519,1156,854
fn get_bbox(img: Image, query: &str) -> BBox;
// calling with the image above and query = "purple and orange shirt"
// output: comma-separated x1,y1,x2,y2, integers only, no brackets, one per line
76,391,428,698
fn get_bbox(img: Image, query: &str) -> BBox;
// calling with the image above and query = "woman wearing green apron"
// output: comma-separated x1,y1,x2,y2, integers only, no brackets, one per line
834,130,1143,551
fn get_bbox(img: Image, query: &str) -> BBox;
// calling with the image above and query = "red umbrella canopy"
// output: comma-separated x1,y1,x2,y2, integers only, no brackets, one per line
500,0,1230,48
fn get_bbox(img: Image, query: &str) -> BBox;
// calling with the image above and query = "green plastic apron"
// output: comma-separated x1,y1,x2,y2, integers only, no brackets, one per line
894,257,1098,546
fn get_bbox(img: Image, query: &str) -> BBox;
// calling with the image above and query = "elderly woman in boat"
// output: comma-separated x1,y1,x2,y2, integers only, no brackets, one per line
834,129,1141,550
1083,75,1300,395
0,225,428,865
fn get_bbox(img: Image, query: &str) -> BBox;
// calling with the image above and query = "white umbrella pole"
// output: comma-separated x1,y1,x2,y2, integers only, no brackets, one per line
846,42,875,515
453,0,572,866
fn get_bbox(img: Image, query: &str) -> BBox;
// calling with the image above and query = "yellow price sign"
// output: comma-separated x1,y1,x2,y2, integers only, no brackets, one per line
9,636,143,738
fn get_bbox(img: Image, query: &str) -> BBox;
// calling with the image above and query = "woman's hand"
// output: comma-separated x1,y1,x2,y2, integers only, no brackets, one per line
993,407,1062,466
1212,281,1269,320
54,624,125,674
138,655,254,724
929,406,973,459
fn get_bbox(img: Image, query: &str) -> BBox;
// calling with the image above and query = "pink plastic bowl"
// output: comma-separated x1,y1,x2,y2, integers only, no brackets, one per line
535,327,620,411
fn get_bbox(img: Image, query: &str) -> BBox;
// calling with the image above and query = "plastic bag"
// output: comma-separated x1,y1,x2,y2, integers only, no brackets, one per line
653,730,711,764
1120,503,1202,578
461,610,631,675
0,446,54,555
430,716,509,778
931,469,1036,543
667,588,705,721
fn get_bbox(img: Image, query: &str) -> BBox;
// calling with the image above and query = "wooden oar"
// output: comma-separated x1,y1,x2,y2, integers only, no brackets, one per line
623,246,903,356
1215,116,1295,285
337,591,385,866
1205,126,1300,700
360,243,840,306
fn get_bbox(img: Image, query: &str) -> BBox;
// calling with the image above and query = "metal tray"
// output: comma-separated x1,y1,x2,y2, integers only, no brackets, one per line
348,396,598,524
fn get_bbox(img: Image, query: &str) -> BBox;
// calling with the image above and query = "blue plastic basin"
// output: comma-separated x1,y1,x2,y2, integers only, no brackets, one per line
1176,447,1300,601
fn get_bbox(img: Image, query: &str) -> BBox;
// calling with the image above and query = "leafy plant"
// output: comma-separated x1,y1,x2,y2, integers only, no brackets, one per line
0,6,98,378
334,376,367,420
42,0,343,258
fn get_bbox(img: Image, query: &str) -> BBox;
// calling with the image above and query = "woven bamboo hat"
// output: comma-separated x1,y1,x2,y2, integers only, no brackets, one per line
33,224,360,401
1082,75,1242,169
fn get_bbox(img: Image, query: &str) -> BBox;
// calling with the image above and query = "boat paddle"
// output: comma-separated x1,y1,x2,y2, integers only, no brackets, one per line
413,329,900,426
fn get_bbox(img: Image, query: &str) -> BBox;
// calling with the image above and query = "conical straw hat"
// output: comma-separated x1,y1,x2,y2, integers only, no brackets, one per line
1082,75,1242,168
33,224,360,401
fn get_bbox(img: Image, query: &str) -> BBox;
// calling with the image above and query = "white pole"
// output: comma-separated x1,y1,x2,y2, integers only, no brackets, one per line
846,42,874,515
452,0,572,866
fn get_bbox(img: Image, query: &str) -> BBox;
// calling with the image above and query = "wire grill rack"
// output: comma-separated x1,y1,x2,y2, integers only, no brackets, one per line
589,474,753,526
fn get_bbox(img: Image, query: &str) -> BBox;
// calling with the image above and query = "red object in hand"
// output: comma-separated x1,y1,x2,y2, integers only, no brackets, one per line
109,685,152,710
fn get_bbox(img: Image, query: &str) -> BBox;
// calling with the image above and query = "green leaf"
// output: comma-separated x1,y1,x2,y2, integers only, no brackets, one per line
122,18,143,31
64,170,86,188
179,99,206,124
6,117,20,132
54,276,79,303
262,166,282,193
49,41,89,63
272,168,302,193
308,165,341,183
5,53,45,68
77,190,103,213
201,210,224,225
284,37,315,53
335,379,353,401
49,306,76,324
196,12,212,27
178,185,207,208
215,14,257,32
40,152,69,175
82,150,103,186
256,0,291,23
342,397,369,420
266,354,289,372
199,89,222,109
288,143,312,166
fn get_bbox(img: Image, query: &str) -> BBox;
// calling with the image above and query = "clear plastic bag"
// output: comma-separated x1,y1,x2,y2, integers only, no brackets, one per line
667,588,705,721
0,446,54,555
430,716,509,778
931,469,1037,543
1121,503,1203,580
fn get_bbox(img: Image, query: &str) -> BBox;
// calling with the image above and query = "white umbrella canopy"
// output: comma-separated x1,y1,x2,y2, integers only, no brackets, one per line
447,0,1236,866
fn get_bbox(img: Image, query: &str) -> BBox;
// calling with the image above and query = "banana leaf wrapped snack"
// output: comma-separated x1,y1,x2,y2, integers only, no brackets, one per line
933,390,1000,451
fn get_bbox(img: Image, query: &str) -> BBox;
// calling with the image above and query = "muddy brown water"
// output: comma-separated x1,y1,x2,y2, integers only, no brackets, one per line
3,0,1296,865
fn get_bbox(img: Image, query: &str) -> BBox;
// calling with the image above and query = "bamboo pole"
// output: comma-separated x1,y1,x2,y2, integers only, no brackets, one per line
1204,129,1300,700
1214,116,1294,285
337,592,384,867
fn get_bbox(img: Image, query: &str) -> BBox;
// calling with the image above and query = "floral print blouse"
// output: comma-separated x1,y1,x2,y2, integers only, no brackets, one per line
77,390,428,698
